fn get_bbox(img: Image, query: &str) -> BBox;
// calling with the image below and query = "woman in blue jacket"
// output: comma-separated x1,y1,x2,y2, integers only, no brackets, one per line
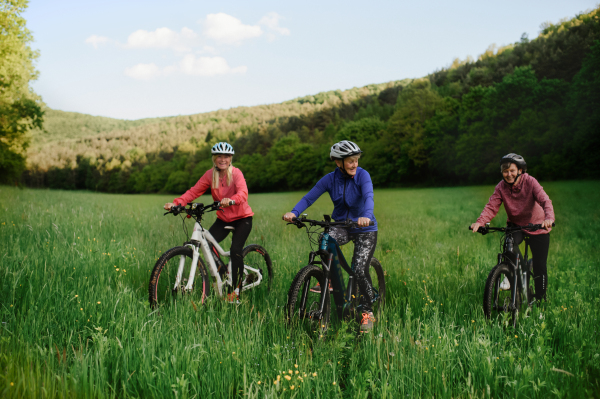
283,140,378,332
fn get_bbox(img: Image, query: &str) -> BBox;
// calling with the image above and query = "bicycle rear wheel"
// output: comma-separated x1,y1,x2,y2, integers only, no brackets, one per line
350,257,386,320
149,246,210,310
286,265,330,335
241,244,273,292
483,263,520,328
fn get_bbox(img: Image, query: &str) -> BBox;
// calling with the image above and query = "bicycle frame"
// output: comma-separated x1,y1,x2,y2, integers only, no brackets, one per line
172,220,264,297
310,232,379,320
496,233,531,312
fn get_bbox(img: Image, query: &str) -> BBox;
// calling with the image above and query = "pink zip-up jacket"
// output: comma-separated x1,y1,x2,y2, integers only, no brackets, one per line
476,173,554,235
173,167,254,223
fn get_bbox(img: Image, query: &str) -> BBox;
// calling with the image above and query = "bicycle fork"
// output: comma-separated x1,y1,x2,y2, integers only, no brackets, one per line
173,245,202,293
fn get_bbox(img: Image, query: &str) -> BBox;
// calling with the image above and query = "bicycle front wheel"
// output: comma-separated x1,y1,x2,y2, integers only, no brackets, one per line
351,257,386,320
241,244,273,292
483,263,521,328
149,246,210,310
286,265,330,335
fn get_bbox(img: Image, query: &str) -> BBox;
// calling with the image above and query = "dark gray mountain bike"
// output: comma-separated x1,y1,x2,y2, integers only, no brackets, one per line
471,222,554,327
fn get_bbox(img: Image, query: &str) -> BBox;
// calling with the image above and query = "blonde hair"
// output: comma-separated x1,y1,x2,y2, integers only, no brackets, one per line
212,155,233,189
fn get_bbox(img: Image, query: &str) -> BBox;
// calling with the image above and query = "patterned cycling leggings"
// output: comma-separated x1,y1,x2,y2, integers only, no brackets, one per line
328,227,378,313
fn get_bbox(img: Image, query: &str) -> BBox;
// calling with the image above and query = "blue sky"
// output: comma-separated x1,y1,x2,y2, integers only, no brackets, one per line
25,0,598,120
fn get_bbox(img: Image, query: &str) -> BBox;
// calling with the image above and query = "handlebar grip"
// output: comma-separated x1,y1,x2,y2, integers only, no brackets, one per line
229,200,235,206
552,222,556,227
468,226,473,230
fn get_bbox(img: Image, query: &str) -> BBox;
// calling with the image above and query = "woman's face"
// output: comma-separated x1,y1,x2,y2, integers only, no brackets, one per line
502,163,522,184
215,155,232,171
335,156,359,176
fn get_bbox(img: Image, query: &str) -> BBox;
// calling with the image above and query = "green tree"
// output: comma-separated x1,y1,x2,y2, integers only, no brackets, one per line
0,0,44,183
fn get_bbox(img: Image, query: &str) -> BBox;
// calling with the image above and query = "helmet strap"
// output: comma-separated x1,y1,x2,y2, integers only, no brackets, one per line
504,172,522,186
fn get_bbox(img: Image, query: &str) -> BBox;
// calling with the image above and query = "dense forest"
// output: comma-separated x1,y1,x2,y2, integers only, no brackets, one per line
19,7,600,193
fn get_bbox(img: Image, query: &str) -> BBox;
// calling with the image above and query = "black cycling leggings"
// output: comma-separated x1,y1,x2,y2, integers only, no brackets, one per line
328,227,378,314
208,216,253,297
511,231,550,301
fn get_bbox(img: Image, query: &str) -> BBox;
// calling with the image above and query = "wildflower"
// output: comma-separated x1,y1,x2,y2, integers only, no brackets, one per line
277,375,281,380
389,352,395,357
294,364,298,368
333,382,336,385
472,320,474,323
257,381,261,385
438,336,441,339
312,372,317,377
123,270,126,273
80,308,83,310
295,370,299,374
232,352,236,355
515,335,518,338
97,302,101,304
291,385,295,390
288,370,292,374
75,295,78,298
284,375,291,381
116,269,119,271
10,382,14,386
274,380,278,385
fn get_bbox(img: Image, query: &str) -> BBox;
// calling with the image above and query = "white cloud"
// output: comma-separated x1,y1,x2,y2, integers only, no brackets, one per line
203,13,262,45
85,35,110,49
124,56,246,80
180,55,247,76
258,12,290,36
124,63,162,80
125,27,198,52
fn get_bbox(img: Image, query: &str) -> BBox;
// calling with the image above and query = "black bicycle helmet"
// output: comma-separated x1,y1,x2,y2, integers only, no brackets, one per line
500,153,527,172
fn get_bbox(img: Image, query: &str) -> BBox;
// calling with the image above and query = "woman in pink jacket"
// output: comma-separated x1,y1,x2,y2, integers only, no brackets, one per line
164,142,254,303
470,153,555,303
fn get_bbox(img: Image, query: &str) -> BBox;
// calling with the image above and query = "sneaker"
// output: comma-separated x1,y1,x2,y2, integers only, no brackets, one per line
309,282,333,293
225,290,240,304
499,276,510,290
360,312,375,332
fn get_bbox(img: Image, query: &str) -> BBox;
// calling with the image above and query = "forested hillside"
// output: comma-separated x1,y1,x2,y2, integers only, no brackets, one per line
23,7,600,193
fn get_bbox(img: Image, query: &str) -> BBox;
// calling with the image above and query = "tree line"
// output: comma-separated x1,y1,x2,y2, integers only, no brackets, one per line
6,5,600,192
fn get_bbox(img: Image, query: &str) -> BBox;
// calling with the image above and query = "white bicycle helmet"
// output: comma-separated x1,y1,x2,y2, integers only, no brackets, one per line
211,142,235,155
330,140,362,160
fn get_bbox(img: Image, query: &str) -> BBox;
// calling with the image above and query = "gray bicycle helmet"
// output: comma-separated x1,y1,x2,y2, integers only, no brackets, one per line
500,153,527,172
211,142,235,155
330,140,362,160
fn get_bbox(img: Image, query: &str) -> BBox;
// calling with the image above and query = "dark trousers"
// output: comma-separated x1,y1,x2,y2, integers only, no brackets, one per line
511,231,550,301
328,227,378,313
208,216,253,296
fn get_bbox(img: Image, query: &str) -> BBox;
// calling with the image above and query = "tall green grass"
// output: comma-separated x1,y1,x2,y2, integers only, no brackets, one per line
1,182,599,398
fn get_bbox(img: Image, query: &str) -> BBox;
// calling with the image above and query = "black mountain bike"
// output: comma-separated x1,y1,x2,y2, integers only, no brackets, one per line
470,222,554,327
286,215,385,334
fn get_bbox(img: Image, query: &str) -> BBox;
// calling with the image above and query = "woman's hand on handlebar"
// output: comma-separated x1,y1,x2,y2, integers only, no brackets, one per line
220,198,233,208
357,217,371,227
164,202,175,211
282,212,296,222
470,222,482,233
542,219,554,230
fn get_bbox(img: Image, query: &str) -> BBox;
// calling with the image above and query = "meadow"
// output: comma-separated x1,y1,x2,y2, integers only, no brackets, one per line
0,181,599,398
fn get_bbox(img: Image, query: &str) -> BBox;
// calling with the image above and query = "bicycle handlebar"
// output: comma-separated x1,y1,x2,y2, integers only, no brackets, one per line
288,216,374,230
163,200,235,216
469,222,555,235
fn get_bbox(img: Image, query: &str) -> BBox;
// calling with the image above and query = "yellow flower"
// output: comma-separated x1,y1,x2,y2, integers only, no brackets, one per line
123,270,126,272
97,302,101,304
232,352,236,355
284,375,291,381
277,375,281,380
515,335,518,338
333,381,336,385
80,308,83,310
10,382,14,386
294,364,298,368
295,370,299,374
257,381,261,385
75,295,78,297
472,320,474,323
312,372,317,377
116,268,119,271
291,385,295,390
288,370,292,374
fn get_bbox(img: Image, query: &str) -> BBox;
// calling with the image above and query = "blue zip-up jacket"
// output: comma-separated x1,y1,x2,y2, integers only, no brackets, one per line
291,167,377,234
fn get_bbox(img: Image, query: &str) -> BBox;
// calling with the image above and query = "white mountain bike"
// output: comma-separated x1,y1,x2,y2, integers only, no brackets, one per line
149,201,273,309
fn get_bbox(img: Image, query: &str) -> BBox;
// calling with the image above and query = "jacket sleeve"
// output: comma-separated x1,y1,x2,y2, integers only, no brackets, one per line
173,170,211,206
230,168,249,205
359,170,375,220
476,183,503,225
291,174,331,217
531,177,555,221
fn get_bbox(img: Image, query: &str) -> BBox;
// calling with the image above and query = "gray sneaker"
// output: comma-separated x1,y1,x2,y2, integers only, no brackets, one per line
360,312,375,332
499,276,510,290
